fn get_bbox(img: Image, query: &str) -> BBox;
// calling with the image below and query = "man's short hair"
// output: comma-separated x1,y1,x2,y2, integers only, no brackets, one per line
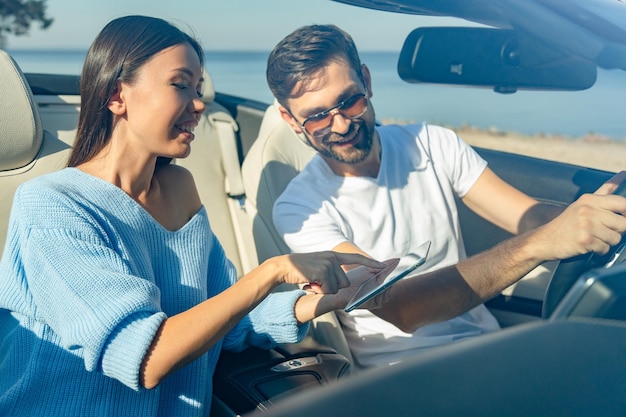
266,24,363,106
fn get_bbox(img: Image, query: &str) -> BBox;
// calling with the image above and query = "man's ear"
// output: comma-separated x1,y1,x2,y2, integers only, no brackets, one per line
107,81,126,116
361,64,373,98
278,105,303,134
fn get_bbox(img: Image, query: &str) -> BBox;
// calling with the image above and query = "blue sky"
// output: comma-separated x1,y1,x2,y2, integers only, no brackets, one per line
6,0,464,51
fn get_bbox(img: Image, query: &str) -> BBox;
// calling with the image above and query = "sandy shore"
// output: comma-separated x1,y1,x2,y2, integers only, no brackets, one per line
449,126,625,173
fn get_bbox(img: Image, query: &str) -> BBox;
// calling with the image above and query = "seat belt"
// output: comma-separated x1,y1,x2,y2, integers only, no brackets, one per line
208,109,259,274
210,110,245,204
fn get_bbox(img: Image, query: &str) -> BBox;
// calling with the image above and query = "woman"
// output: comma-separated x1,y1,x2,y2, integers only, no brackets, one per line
0,15,386,416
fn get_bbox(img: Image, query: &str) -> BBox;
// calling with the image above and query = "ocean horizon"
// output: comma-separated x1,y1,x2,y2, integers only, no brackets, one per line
7,48,626,140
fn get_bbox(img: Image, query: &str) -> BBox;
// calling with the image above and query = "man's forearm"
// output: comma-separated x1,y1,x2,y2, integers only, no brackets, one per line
372,230,545,333
518,202,564,233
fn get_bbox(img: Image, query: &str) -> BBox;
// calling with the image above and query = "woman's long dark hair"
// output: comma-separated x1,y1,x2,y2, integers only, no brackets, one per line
67,15,204,167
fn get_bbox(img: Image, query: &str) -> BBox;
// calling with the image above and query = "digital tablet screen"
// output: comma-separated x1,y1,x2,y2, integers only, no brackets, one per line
344,240,431,312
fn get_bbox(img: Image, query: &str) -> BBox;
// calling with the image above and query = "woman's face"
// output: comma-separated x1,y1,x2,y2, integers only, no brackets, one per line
110,42,205,161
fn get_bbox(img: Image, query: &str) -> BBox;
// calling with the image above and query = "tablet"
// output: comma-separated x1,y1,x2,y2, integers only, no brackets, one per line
344,240,431,313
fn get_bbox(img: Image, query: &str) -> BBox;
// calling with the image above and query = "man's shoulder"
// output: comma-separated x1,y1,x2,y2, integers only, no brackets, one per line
379,122,455,138
277,157,326,201
379,122,469,158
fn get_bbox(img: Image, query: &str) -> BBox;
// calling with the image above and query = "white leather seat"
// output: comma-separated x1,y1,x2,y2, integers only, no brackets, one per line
241,101,356,366
0,49,73,255
241,101,315,263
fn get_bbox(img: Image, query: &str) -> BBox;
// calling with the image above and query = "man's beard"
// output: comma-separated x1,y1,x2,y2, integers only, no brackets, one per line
310,119,374,164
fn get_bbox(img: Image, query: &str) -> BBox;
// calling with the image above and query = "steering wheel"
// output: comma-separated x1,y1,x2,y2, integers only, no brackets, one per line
541,181,626,318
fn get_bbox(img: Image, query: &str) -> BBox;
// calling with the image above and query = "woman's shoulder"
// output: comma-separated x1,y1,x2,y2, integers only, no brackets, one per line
155,162,193,180
12,169,107,227
154,163,202,209
17,168,83,197
154,163,196,190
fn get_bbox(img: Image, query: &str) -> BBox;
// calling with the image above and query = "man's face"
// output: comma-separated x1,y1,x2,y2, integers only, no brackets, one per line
281,60,377,167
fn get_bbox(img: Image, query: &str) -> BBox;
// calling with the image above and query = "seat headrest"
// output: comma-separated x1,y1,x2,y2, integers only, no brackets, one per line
201,68,216,104
242,100,315,214
241,100,316,262
0,50,43,171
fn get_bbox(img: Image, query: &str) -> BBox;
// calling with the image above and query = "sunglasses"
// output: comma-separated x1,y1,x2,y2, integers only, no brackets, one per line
294,93,369,138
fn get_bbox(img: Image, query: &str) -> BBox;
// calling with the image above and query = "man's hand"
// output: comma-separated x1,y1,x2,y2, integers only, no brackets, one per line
529,171,626,262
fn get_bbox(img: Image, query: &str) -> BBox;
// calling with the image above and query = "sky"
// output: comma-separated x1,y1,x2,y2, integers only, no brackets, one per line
5,0,465,51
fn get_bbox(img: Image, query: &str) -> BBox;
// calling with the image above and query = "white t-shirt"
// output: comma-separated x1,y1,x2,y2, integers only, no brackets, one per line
274,123,500,368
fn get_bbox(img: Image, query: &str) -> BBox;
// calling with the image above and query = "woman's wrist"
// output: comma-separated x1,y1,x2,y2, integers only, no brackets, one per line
240,258,284,297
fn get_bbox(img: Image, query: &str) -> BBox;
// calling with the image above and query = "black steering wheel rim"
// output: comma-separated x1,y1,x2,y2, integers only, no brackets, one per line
541,253,594,318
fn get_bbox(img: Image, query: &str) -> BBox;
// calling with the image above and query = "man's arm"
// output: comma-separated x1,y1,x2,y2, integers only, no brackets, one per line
463,168,626,235
461,167,563,235
373,191,626,333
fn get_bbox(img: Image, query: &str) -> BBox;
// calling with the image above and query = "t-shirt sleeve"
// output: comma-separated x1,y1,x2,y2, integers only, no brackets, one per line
13,186,165,391
273,182,349,253
423,124,487,197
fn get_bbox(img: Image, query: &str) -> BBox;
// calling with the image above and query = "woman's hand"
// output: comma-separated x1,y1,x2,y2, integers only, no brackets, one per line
270,251,387,294
292,257,399,323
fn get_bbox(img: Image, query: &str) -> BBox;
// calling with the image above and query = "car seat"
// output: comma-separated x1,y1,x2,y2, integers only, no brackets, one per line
241,101,357,366
0,49,74,254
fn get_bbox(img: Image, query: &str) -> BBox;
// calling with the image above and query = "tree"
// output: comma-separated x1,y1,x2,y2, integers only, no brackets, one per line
0,0,53,48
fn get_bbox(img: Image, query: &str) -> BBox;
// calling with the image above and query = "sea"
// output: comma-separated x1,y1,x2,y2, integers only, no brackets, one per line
7,48,626,140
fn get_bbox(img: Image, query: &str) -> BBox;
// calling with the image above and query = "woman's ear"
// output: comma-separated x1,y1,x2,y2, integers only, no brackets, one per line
107,81,126,115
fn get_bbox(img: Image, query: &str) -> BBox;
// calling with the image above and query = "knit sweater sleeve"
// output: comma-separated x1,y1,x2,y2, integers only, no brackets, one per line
12,183,165,391
222,290,310,352
206,238,309,352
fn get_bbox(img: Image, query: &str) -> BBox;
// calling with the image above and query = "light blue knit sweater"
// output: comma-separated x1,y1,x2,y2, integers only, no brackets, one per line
0,168,308,416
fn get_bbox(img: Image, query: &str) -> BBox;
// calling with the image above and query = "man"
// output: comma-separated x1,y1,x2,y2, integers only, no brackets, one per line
267,24,626,368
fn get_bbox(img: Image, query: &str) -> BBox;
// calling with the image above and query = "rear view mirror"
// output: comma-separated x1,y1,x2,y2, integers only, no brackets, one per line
398,27,597,93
